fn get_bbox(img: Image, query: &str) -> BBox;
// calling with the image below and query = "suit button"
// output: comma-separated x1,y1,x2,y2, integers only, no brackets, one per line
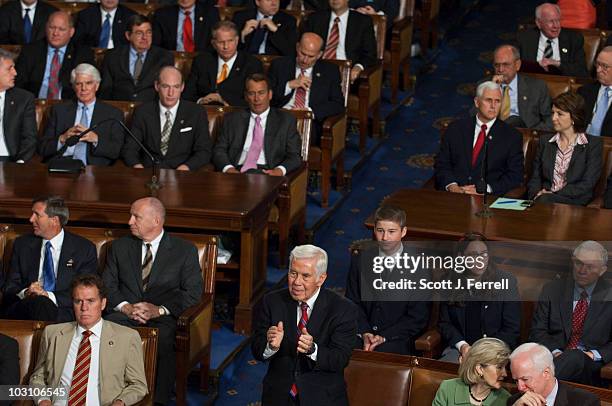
483,334,487,338
372,326,378,331
133,94,138,98
468,176,472,181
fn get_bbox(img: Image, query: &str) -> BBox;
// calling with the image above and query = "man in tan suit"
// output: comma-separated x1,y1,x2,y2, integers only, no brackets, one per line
29,274,147,406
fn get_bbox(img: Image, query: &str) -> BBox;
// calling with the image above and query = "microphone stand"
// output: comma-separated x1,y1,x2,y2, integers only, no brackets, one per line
476,131,493,218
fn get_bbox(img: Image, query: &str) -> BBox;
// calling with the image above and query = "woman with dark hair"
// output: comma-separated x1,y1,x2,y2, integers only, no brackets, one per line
438,233,521,363
528,91,602,206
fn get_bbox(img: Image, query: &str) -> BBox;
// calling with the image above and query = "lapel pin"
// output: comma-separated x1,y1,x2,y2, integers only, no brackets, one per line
109,340,114,346
10,100,14,105
235,67,240,72
67,54,72,59
316,72,320,77
66,259,74,268
117,19,122,24
522,96,527,100
199,16,203,22
180,119,184,124
561,48,568,53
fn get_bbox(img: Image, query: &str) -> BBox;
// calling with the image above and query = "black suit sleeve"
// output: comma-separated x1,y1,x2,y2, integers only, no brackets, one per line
54,238,98,311
356,15,378,68
277,113,302,173
0,333,20,390
314,298,358,372
555,138,602,201
267,14,297,56
344,251,373,335
269,59,293,108
122,106,147,167
15,91,37,162
489,127,523,194
433,123,458,189
37,104,63,160
311,64,345,121
212,113,238,171
182,106,212,170
161,241,203,316
438,303,465,348
528,283,566,351
527,136,546,199
90,106,125,162
494,277,521,349
560,33,588,77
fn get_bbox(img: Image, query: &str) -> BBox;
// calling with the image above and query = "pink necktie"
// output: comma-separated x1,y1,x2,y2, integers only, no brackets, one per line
241,116,264,172
294,69,307,109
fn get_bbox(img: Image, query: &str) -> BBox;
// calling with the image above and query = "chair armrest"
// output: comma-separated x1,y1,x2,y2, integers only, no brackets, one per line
285,163,308,183
392,16,413,36
601,360,612,380
321,113,347,150
358,62,383,81
177,293,214,331
415,328,441,359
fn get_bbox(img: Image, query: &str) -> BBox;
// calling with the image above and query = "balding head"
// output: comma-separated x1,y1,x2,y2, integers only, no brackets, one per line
46,11,75,49
296,32,324,70
535,3,561,39
128,197,165,242
493,44,521,84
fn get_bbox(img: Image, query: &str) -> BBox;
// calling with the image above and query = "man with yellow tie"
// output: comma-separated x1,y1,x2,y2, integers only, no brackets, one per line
184,21,263,106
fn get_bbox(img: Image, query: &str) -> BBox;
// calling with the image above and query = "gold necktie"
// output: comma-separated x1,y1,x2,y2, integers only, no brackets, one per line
500,85,511,120
217,63,228,84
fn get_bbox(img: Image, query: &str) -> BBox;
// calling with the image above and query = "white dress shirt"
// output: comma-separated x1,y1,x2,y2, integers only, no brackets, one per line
327,10,364,71
283,65,313,109
20,0,36,20
590,84,612,115
158,101,180,130
217,52,238,82
536,32,560,61
99,7,117,49
0,90,9,157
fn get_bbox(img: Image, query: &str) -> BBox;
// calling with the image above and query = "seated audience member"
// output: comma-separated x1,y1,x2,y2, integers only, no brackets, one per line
529,240,611,386
439,233,520,363
349,0,398,43
286,0,329,10
123,66,211,171
184,21,263,106
15,11,94,100
578,46,612,137
434,81,524,196
269,32,344,145
517,3,588,77
73,0,135,49
152,0,219,52
38,63,125,166
558,0,596,29
212,73,302,175
0,0,57,45
606,173,612,209
99,14,174,101
489,44,552,130
433,338,511,406
232,0,297,56
0,48,37,163
251,245,357,406
103,197,203,406
2,196,97,322
508,343,600,405
0,333,19,406
345,206,430,355
29,274,148,406
528,92,602,206
301,0,377,83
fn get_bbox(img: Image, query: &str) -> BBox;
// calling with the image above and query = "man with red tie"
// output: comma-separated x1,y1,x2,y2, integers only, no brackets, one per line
434,80,524,196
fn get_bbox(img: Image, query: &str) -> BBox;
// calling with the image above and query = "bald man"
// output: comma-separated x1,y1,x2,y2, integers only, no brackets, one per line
102,197,203,405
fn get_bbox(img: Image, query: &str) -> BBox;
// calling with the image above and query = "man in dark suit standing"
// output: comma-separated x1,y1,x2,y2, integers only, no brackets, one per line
153,0,219,53
15,11,94,100
2,196,97,322
73,0,135,49
184,21,263,106
38,63,125,166
579,46,612,137
103,197,203,405
508,343,600,406
434,81,524,196
0,48,37,163
233,0,297,56
0,333,19,406
252,244,357,406
213,73,302,175
269,32,344,144
124,66,211,171
0,0,57,45
99,14,174,101
517,3,588,77
529,240,611,386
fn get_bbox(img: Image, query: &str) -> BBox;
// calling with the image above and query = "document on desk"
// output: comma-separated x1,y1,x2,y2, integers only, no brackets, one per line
490,198,529,211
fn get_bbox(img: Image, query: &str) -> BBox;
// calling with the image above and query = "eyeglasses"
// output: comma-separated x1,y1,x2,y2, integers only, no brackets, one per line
131,30,153,38
493,62,514,70
572,257,604,272
595,61,611,71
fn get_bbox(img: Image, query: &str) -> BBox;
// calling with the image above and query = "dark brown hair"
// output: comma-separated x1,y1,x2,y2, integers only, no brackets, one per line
374,206,407,228
552,91,587,133
71,274,107,300
245,73,271,92
126,14,152,32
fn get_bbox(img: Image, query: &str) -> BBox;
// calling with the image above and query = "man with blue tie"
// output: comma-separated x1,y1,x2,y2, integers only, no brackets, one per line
73,0,135,49
579,46,612,137
1,196,97,322
0,0,57,45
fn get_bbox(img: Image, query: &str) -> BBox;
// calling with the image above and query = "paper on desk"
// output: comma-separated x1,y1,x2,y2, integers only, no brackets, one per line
490,198,528,211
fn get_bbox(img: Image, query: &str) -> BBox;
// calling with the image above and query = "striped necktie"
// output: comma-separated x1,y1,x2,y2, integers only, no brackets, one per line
289,302,309,399
323,17,340,59
67,330,93,406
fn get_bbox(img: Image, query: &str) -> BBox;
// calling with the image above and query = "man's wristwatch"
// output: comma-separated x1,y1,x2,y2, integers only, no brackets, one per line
158,306,167,316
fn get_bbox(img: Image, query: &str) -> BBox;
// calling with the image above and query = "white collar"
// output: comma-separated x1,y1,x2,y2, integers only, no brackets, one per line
77,317,104,337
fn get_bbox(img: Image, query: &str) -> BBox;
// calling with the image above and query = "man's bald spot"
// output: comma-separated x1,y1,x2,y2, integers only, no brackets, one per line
48,11,74,28
134,197,166,222
300,32,324,52
157,65,184,84
600,46,612,57
535,3,560,19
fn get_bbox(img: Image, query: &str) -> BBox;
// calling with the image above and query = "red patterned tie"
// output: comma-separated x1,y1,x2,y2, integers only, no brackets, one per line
183,11,195,52
68,330,93,406
217,0,227,6
471,124,487,167
294,69,307,109
323,17,340,59
290,302,309,399
567,290,589,350
47,49,61,99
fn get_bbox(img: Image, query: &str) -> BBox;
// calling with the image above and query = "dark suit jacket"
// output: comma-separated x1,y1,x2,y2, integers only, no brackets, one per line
349,0,399,28
434,117,524,195
1,87,37,162
38,99,125,166
102,233,203,317
527,133,602,205
605,173,612,209
232,10,297,56
74,4,135,48
212,107,302,173
15,40,95,100
123,100,212,170
578,81,612,137
517,27,588,77
529,277,612,363
0,333,19,406
2,231,97,322
517,74,553,130
269,57,345,123
507,381,600,406
99,45,174,101
251,288,357,406
183,51,263,105
300,10,377,68
0,0,57,45
152,3,219,52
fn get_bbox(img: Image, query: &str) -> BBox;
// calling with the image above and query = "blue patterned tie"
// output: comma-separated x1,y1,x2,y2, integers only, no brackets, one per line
23,8,32,44
73,105,88,165
588,87,610,136
99,13,111,48
248,18,268,54
42,241,55,292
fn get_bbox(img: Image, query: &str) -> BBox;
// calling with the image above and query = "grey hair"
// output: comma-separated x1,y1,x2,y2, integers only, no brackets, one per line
0,48,17,63
32,195,70,226
289,245,328,277
510,343,555,376
476,81,501,98
70,63,101,84
573,240,609,265
600,46,612,56
494,44,521,61
535,3,561,19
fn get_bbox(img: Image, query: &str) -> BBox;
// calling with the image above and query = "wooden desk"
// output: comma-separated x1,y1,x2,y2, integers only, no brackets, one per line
0,163,285,334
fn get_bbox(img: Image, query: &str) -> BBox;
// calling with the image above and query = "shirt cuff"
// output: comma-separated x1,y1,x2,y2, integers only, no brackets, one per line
161,305,170,316
284,83,292,96
222,165,235,173
354,63,365,72
552,349,562,355
17,288,27,300
590,349,602,362
455,340,468,351
445,182,458,191
276,166,287,175
46,291,57,306
263,342,279,359
115,301,129,312
307,343,318,361
487,184,492,193
16,159,24,164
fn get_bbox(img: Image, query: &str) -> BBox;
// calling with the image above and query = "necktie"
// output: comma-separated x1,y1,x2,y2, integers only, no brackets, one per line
42,241,55,292
160,110,172,155
471,124,487,167
68,330,93,406
183,11,195,52
290,302,310,399
323,17,340,59
217,63,228,84
99,13,111,48
133,53,143,84
73,106,88,165
248,17,268,54
47,49,61,100
543,39,553,59
241,116,264,172
141,243,153,290
23,8,32,44
587,87,610,136
217,0,227,6
567,290,589,350
293,69,307,109
499,85,511,120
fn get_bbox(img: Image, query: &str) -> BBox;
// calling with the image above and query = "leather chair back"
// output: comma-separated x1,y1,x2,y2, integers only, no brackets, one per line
0,320,47,385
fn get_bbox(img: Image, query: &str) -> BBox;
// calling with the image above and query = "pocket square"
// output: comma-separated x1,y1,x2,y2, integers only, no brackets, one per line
180,127,193,133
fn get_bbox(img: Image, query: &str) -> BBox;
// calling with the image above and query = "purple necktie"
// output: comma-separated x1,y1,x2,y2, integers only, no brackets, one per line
241,116,264,172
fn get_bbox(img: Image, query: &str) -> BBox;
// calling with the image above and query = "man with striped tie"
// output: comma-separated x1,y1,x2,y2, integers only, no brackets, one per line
29,274,148,406
252,245,357,406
